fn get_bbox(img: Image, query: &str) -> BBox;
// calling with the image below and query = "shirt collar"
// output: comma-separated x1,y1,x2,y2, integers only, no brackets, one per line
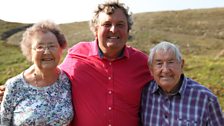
151,81,159,94
178,74,187,96
94,40,129,59
88,40,100,57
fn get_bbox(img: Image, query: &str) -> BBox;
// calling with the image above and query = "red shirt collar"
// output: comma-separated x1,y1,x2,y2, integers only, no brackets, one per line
92,40,129,59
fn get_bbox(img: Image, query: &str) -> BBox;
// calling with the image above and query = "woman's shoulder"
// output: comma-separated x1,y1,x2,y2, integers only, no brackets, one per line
58,69,71,86
4,72,28,97
5,73,24,88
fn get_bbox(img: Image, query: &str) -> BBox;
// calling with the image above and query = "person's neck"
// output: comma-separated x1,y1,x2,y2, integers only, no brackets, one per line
28,65,60,87
34,69,59,80
99,46,124,61
161,75,184,96
163,83,180,96
103,51,120,61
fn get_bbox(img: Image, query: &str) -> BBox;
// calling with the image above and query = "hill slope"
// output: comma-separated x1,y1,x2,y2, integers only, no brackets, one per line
3,8,224,56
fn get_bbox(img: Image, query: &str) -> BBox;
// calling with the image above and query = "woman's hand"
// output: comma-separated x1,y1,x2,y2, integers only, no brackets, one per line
0,85,5,102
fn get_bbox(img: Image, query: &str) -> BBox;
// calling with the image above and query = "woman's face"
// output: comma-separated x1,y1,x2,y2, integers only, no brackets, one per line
31,31,62,70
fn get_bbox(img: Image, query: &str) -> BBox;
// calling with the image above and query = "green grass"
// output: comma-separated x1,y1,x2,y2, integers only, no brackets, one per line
0,20,26,35
184,55,224,87
184,55,224,109
0,41,30,85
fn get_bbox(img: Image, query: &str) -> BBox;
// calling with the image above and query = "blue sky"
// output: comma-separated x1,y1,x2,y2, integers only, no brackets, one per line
0,0,224,24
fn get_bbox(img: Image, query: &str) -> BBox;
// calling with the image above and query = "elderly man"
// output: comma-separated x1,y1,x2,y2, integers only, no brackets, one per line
141,41,224,126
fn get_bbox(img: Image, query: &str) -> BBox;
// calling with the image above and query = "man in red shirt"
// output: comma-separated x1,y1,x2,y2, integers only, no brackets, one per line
0,1,153,126
60,1,153,126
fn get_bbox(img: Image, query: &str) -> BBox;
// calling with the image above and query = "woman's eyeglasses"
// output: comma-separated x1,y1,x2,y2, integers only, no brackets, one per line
32,45,59,52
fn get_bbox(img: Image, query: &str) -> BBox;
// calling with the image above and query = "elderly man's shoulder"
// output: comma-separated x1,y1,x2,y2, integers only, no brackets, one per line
185,77,218,100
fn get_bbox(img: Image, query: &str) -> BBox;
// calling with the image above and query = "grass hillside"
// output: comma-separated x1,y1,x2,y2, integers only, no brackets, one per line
0,19,30,41
0,19,25,35
0,8,224,110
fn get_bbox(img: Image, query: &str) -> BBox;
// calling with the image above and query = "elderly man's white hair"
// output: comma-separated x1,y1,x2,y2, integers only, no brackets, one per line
148,41,182,65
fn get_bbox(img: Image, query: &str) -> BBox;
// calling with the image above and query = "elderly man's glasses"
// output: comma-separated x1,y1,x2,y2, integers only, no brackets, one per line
32,44,59,52
153,60,180,69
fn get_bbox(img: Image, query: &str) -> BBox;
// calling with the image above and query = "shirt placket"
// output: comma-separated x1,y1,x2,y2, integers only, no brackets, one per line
162,96,171,126
105,61,113,126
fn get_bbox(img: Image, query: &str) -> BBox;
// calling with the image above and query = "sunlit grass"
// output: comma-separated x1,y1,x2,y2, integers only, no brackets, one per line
184,55,224,110
0,42,30,84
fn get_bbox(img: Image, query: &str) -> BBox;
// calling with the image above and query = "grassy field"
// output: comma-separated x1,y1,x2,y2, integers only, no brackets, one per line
0,41,30,84
0,7,224,110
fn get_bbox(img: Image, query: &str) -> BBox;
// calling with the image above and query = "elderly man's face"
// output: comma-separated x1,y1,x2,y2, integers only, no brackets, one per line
150,49,184,92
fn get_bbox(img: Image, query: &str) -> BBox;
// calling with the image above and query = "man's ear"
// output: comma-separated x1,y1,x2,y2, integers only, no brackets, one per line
94,31,98,39
148,64,154,76
94,26,98,39
181,59,185,68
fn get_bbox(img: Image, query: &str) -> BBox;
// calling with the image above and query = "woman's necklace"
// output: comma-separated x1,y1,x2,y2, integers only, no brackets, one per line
33,73,38,87
33,73,48,97
33,69,59,87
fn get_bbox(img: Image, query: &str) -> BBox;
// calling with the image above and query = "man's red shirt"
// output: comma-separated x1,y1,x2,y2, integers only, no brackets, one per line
60,41,153,126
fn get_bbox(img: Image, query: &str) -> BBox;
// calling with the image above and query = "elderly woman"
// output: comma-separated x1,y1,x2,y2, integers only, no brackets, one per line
0,21,73,125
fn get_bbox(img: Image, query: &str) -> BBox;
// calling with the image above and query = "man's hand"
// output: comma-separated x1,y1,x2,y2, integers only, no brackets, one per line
0,85,5,102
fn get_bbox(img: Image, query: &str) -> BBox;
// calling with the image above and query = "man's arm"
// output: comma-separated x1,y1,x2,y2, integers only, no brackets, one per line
207,96,224,126
0,82,16,125
0,85,5,102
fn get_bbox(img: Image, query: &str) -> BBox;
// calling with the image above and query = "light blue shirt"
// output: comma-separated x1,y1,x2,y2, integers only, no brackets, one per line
0,70,73,126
